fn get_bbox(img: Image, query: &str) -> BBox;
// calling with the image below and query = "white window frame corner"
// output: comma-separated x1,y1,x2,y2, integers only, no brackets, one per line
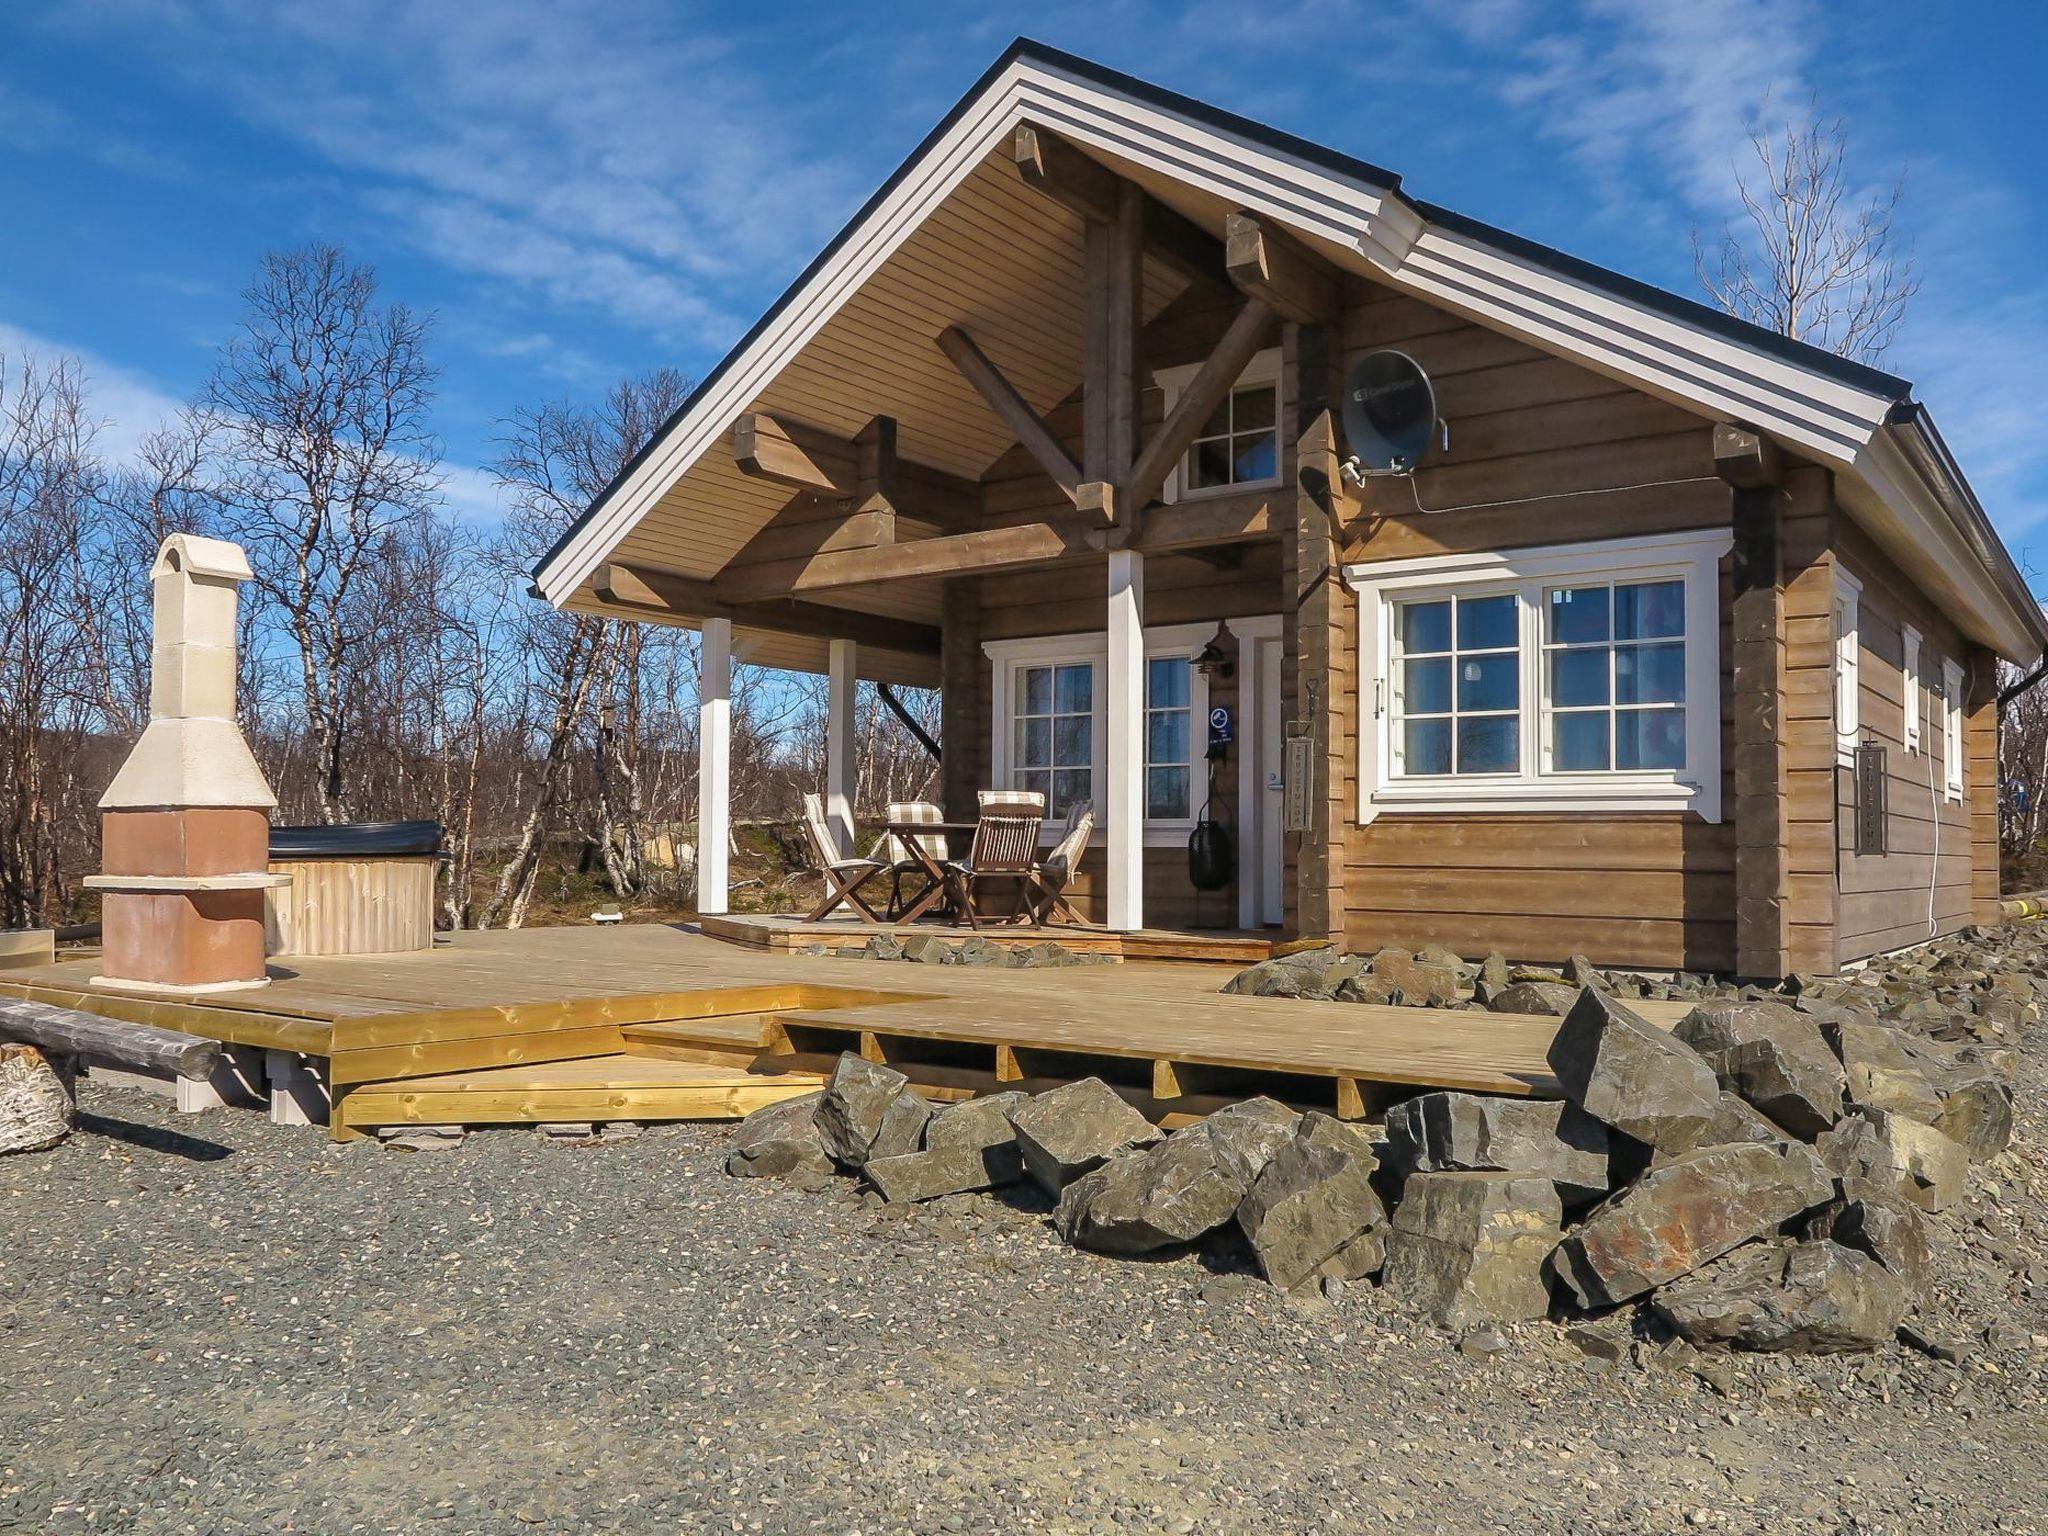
983,621,1221,845
1343,528,1732,826
1901,622,1923,753
1942,656,1965,802
1834,568,1863,767
1152,347,1283,505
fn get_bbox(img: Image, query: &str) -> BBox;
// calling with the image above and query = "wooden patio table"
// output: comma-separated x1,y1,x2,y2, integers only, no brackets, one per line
884,819,980,925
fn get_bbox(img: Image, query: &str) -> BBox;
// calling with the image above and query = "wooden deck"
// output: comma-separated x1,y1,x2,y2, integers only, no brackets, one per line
698,912,1279,964
0,924,1691,1138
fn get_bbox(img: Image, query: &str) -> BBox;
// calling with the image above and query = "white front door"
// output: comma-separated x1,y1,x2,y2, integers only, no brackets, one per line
1255,636,1284,926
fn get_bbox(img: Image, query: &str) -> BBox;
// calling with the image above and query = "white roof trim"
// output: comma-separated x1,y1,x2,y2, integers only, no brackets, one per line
535,46,2039,663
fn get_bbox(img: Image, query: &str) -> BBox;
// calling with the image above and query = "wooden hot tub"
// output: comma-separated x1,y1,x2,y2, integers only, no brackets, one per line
265,820,442,957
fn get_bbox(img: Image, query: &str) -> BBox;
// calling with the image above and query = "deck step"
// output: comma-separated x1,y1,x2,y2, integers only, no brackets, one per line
621,1015,789,1053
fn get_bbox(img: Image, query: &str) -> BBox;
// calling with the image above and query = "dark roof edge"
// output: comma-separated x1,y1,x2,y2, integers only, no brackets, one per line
1886,401,2048,652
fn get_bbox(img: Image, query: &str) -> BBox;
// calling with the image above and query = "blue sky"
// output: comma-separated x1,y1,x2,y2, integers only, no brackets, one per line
4,1,2046,577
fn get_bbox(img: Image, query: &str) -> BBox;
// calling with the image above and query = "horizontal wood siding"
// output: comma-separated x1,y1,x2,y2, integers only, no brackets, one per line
1833,519,1977,964
1335,280,1736,971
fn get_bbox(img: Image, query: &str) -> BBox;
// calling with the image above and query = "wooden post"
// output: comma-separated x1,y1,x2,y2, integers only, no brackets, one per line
826,638,858,856
1779,466,1840,974
1722,428,1791,981
1105,550,1146,930
1284,322,1347,947
940,580,982,822
698,617,732,916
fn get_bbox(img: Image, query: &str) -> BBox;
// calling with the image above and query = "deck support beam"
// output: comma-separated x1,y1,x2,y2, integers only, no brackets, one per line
826,638,858,856
698,617,732,916
1104,549,1146,930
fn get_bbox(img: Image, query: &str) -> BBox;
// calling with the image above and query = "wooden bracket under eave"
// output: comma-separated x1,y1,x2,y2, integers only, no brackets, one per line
1712,423,1784,490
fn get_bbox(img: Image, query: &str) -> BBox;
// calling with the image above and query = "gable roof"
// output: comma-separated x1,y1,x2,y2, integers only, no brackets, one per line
534,37,2046,664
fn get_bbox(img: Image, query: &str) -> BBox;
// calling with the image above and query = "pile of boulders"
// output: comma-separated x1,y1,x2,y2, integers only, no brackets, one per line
729,923,2032,1359
795,933,1109,969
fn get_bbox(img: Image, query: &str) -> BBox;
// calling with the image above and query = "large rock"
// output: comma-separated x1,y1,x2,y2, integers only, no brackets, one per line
1672,1000,1847,1138
1382,1171,1562,1327
1918,1051,2016,1161
1054,1120,1251,1254
863,1092,1027,1203
1370,949,1459,1008
1548,1140,1834,1307
1823,1019,2012,1156
1202,1097,1303,1186
1220,947,1360,999
1382,1092,1611,1207
1815,1110,1967,1213
1473,952,1512,1006
1237,1117,1387,1291
814,1054,929,1169
1803,1182,1933,1294
1546,988,1722,1154
1651,1240,1911,1354
725,1092,832,1182
1010,1078,1162,1195
1696,1090,1787,1148
1487,980,1581,1017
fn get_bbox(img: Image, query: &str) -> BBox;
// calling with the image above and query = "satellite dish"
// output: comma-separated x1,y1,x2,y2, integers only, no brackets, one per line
1340,349,1439,478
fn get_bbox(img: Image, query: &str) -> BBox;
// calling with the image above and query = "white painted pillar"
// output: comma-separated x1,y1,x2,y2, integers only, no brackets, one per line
1104,550,1146,930
697,617,732,916
826,638,858,856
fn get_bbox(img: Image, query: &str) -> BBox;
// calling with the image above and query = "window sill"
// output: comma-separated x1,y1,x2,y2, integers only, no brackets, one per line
1361,776,1713,823
1168,477,1283,505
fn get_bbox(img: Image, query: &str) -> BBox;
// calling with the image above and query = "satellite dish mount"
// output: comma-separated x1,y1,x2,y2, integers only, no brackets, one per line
1339,349,1447,487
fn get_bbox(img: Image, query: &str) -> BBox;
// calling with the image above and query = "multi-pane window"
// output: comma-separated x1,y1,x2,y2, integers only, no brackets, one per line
1543,579,1687,771
1185,381,1279,492
1145,657,1192,817
1013,662,1093,817
1391,593,1519,775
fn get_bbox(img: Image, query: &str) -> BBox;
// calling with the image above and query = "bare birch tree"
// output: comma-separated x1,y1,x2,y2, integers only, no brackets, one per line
1696,104,1920,363
479,369,692,927
204,243,443,822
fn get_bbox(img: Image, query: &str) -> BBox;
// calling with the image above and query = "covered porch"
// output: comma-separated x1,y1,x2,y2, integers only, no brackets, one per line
543,115,1356,937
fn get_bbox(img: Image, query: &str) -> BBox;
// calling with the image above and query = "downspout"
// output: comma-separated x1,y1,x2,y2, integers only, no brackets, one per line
877,681,941,765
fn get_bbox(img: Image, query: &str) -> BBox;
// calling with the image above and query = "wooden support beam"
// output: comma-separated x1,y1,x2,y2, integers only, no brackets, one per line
598,565,942,656
937,326,1083,504
1124,295,1276,513
1713,423,1784,490
713,493,1283,598
1083,181,1143,497
732,411,979,529
1225,212,1341,324
732,412,858,493
1012,123,1225,287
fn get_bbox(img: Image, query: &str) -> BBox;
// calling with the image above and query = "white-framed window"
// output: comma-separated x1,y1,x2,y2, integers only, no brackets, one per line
1834,570,1861,766
1943,657,1965,802
1901,623,1923,752
1154,348,1282,501
1344,528,1731,823
984,622,1222,842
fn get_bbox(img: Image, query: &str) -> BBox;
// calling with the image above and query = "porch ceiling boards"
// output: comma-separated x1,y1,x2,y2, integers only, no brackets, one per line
565,149,1188,681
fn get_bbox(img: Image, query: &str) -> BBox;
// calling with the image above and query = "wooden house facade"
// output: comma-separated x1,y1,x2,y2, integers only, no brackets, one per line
533,40,2047,978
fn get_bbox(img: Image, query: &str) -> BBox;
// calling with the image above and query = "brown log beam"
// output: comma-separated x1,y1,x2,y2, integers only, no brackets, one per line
1124,295,1276,513
733,411,979,529
1225,211,1341,324
717,491,1281,598
1013,123,1225,287
1713,422,1784,490
731,411,858,492
937,325,1083,504
598,564,942,656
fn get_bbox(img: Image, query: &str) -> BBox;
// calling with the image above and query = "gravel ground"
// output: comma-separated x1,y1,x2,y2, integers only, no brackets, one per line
4,1035,2046,1535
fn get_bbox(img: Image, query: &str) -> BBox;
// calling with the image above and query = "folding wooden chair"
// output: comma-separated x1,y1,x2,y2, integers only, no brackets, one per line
1021,800,1095,927
798,792,887,922
880,800,949,919
940,790,1044,929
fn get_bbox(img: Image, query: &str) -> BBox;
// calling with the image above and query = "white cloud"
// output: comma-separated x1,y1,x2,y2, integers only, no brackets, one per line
43,0,863,349
0,320,186,467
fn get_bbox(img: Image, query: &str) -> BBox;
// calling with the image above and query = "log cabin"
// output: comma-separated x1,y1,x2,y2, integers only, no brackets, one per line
531,39,2048,980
